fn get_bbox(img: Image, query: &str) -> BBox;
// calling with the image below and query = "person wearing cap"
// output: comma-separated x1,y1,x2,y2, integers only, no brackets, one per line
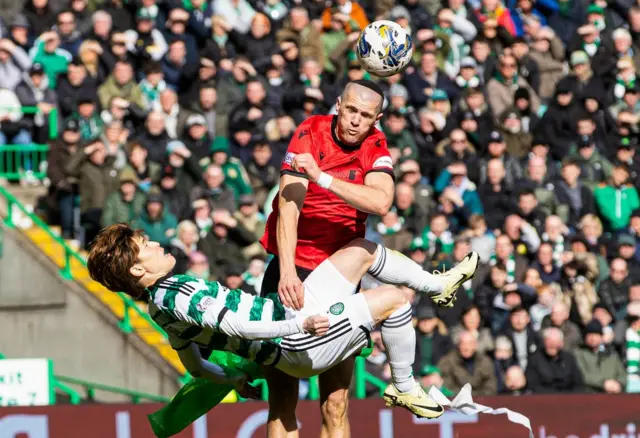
70,95,104,141
46,118,81,239
15,62,57,144
122,7,168,61
617,233,640,282
414,301,454,375
0,38,31,92
455,57,481,90
206,136,253,201
8,14,32,52
595,163,640,232
479,131,523,187
575,319,627,393
541,82,582,162
567,133,613,191
132,190,178,249
437,328,497,395
224,263,257,295
246,136,279,207
100,165,146,227
486,53,540,123
613,138,640,187
64,138,120,247
182,113,213,162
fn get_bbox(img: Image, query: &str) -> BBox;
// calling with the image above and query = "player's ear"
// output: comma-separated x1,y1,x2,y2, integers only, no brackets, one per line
335,96,341,112
375,111,384,122
130,263,145,278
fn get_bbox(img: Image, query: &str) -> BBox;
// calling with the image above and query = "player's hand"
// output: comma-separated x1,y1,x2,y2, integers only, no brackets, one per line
292,153,321,182
303,315,330,336
233,376,261,399
278,271,304,310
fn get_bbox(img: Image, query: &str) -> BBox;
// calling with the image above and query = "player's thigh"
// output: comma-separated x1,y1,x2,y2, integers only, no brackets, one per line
263,365,299,413
303,259,359,309
318,356,355,414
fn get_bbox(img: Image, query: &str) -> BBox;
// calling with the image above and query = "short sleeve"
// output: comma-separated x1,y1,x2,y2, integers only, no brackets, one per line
364,133,395,179
281,118,315,177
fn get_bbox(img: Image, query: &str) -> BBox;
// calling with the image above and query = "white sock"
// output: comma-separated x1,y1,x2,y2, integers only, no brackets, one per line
368,244,443,295
381,302,417,393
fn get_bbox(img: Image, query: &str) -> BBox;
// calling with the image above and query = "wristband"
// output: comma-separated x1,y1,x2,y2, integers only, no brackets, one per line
317,172,333,189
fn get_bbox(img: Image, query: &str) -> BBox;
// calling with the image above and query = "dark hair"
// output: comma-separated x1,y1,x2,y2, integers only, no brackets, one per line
87,224,146,299
518,188,536,198
144,61,162,75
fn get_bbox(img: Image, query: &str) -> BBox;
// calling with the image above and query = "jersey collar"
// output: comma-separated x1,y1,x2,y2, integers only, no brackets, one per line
331,115,363,151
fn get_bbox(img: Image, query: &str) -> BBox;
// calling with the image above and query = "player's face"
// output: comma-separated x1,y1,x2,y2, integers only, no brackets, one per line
335,90,382,145
132,236,175,278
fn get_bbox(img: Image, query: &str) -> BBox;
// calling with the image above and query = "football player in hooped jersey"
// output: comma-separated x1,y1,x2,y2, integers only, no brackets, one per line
87,224,479,420
259,80,399,437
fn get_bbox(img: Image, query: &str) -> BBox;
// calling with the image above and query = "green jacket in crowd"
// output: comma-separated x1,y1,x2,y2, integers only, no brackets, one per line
101,190,147,228
574,346,627,393
204,136,253,200
132,205,178,248
594,184,640,231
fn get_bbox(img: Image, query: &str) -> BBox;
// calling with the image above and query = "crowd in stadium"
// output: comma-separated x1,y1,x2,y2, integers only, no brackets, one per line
1,0,640,398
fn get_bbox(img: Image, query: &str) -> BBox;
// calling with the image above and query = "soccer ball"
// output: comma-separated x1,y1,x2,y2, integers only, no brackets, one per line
356,20,413,78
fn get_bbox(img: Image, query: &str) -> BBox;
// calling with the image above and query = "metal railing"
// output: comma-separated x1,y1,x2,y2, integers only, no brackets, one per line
0,189,390,401
0,106,57,180
55,375,170,404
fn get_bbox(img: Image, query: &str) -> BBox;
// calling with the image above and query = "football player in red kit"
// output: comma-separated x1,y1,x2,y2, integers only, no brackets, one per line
260,81,463,437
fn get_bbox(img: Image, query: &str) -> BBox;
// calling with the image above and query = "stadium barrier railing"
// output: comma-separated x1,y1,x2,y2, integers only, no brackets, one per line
0,106,57,180
0,189,390,401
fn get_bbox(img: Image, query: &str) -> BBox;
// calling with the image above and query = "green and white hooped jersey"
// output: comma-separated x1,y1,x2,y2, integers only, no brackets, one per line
147,274,284,364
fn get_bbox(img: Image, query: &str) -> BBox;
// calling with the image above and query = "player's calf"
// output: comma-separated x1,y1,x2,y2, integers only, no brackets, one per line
361,286,443,418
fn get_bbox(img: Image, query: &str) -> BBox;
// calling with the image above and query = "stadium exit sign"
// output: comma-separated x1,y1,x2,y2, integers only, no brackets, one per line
0,358,54,406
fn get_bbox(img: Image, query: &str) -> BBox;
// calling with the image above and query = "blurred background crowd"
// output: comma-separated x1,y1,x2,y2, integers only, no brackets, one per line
1,0,640,398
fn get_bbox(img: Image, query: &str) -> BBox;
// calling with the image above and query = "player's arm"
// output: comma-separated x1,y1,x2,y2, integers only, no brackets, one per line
291,153,394,216
216,309,329,339
176,342,237,384
325,172,394,216
277,173,309,283
277,119,314,309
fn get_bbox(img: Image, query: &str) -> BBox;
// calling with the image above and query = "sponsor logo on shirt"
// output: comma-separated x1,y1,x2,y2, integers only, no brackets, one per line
373,156,393,169
197,296,215,312
284,152,296,165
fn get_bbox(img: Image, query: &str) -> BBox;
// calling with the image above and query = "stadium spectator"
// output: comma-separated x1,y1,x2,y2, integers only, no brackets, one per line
499,306,541,369
438,330,497,395
575,319,627,393
132,191,177,249
413,302,454,375
493,335,517,393
100,167,146,227
169,220,200,275
0,38,31,92
526,327,585,393
540,302,582,353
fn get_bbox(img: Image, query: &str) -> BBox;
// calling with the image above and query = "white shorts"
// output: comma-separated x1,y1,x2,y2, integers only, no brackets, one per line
275,259,376,379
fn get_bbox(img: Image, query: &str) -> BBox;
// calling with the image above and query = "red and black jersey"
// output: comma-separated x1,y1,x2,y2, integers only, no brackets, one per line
260,115,394,270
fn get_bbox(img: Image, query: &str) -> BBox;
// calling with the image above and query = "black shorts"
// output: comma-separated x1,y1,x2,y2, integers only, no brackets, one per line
260,256,313,297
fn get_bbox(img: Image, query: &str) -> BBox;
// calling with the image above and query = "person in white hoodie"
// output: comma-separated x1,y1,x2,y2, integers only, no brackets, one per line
0,86,30,146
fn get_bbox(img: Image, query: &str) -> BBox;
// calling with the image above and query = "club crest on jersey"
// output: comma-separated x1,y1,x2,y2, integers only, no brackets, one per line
330,302,345,315
373,156,393,169
197,296,214,312
284,152,296,165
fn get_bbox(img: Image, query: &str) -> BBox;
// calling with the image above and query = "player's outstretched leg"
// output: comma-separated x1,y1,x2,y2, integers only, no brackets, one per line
329,239,479,308
363,285,444,419
367,244,479,308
